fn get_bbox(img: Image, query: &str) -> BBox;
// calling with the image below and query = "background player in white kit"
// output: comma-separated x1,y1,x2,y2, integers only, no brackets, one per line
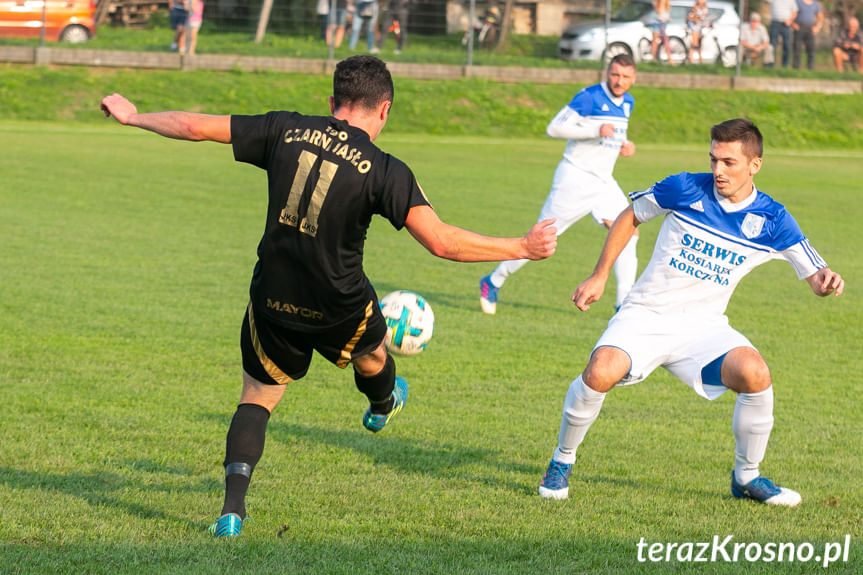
479,54,639,314
538,118,844,506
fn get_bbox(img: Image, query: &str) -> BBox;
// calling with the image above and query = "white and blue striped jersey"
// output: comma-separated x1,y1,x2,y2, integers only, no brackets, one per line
626,172,826,316
546,81,634,180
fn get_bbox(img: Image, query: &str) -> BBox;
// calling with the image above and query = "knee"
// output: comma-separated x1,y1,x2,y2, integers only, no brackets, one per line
723,348,771,393
582,347,630,392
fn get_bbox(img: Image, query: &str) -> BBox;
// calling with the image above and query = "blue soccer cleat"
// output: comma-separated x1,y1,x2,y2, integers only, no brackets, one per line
538,459,572,500
730,471,801,507
208,512,244,537
363,376,408,433
479,274,499,315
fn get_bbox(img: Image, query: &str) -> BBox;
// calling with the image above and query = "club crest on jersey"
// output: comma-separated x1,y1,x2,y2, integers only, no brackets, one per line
741,213,765,239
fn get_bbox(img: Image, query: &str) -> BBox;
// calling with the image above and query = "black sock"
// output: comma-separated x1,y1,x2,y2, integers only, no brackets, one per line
354,354,396,414
221,403,270,519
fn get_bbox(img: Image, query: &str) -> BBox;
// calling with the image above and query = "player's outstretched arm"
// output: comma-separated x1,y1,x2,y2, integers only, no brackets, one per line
100,93,231,143
572,205,640,311
805,267,844,297
404,205,557,262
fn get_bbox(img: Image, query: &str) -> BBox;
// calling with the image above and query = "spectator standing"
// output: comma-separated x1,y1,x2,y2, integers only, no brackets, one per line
740,12,774,65
187,0,204,55
833,16,863,72
650,0,674,64
768,0,797,67
349,0,379,52
686,0,710,64
327,0,349,48
377,0,409,54
317,0,329,41
169,0,189,52
791,0,823,70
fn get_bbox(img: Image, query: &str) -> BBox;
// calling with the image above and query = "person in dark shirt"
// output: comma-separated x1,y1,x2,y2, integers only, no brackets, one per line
100,55,557,538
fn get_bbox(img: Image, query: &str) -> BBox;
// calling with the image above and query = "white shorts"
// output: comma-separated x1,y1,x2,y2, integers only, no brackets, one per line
594,304,755,400
538,160,629,230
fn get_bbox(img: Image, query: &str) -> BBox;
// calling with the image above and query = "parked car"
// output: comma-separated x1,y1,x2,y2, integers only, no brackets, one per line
0,0,96,43
558,0,739,66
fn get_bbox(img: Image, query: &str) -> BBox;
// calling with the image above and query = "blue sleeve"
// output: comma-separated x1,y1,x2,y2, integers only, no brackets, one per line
650,172,707,210
766,207,806,252
567,88,594,117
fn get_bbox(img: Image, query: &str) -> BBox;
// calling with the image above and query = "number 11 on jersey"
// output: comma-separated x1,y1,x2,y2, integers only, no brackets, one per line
279,149,337,238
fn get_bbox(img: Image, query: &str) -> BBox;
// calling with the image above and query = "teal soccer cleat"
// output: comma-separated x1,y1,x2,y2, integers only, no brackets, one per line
363,376,408,433
208,513,244,537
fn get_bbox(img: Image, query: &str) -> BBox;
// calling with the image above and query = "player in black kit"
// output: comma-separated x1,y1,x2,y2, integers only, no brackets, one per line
101,55,557,537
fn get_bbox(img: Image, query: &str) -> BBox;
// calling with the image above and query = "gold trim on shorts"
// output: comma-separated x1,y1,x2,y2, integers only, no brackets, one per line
336,300,373,368
247,301,293,385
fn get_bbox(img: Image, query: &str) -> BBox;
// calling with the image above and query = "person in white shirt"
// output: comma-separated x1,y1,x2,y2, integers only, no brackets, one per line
537,118,844,507
479,54,638,314
769,0,798,67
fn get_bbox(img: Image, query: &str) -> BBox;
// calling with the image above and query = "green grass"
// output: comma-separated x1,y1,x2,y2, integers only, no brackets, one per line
0,120,860,573
3,65,863,150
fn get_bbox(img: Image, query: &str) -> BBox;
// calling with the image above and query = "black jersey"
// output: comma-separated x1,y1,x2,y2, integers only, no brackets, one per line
231,112,429,332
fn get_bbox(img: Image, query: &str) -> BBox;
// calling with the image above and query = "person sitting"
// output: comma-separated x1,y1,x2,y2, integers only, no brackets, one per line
833,16,863,72
740,12,774,66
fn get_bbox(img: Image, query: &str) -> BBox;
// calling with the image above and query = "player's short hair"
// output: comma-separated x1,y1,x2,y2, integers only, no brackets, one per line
608,53,636,69
333,55,394,112
711,118,763,159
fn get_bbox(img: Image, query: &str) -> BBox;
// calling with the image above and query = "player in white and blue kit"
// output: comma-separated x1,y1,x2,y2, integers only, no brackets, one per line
479,54,639,314
538,119,844,506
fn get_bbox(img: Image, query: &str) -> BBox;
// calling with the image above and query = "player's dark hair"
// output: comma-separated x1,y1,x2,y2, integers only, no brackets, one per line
608,53,636,69
711,118,763,158
333,55,394,112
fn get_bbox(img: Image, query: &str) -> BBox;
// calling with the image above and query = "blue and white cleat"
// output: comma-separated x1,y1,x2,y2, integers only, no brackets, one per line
479,274,499,315
208,513,244,537
538,459,572,500
363,376,408,433
730,472,801,507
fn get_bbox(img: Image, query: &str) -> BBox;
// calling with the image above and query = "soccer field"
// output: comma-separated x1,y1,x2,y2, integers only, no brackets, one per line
0,122,860,574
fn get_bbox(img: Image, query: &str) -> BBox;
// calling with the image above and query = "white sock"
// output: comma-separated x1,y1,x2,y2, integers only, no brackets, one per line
552,375,606,464
732,387,774,485
490,258,528,288
613,236,638,308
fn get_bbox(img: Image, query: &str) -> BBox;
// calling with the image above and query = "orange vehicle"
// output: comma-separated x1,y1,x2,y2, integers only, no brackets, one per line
0,0,96,43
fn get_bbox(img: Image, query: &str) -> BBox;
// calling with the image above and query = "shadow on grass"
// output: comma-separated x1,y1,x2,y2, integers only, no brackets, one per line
0,464,211,530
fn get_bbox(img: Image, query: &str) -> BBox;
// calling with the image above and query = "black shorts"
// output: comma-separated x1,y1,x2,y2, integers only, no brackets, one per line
240,299,386,385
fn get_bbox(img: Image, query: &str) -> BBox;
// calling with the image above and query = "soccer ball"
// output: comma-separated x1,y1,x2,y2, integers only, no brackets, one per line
379,290,434,356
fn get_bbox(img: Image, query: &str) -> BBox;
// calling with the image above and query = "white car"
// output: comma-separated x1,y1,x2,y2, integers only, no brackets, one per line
558,0,739,66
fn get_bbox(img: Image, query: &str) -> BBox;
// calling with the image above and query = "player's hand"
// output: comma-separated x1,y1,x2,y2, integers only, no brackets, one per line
572,274,607,311
807,268,844,297
100,93,137,125
619,140,636,157
523,218,557,260
598,123,615,138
